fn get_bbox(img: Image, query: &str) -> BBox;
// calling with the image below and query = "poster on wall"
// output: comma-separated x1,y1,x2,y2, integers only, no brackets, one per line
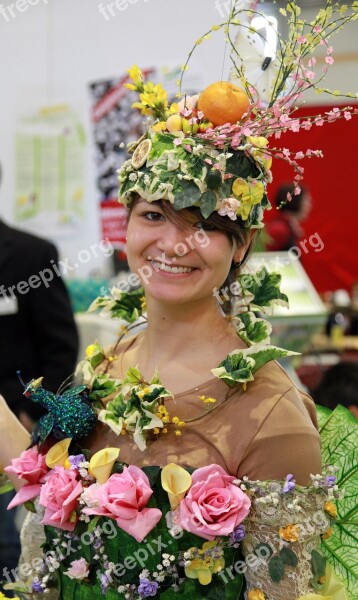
89,63,203,259
14,106,86,238
89,69,154,258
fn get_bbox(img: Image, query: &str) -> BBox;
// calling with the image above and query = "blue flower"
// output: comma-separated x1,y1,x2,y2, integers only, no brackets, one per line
32,580,45,593
325,475,336,488
68,454,86,469
138,577,159,597
230,524,246,542
282,474,295,493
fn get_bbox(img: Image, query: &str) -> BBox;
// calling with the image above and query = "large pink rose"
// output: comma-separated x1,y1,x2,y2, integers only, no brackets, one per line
39,466,83,531
5,446,48,484
82,465,162,542
178,464,251,540
5,446,49,509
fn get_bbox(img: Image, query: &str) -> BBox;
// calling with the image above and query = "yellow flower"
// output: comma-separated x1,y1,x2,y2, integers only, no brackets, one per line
185,542,225,585
199,395,217,404
232,178,265,220
175,430,182,436
89,448,120,484
46,438,72,469
248,590,266,600
172,416,180,425
161,463,192,510
247,136,269,149
279,524,300,542
324,501,337,519
322,527,333,540
128,64,142,85
85,344,97,359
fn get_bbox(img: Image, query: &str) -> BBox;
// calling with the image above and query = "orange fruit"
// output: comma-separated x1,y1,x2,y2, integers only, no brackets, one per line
197,81,250,127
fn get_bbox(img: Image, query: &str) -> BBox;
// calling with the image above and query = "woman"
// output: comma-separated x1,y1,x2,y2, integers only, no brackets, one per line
87,196,321,484
2,2,358,594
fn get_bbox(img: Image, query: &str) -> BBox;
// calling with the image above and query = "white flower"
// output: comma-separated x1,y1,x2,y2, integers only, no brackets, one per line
129,173,138,182
218,197,241,220
64,558,89,581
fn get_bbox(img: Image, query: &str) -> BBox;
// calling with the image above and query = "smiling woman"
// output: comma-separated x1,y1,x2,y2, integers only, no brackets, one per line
1,3,357,599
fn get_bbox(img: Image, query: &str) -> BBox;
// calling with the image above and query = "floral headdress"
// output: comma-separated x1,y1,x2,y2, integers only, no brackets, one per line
118,1,358,228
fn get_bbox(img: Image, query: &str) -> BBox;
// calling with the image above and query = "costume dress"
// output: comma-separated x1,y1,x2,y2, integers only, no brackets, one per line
88,331,321,485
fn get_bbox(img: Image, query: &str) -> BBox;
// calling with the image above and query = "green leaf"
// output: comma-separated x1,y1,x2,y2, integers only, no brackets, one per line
0,473,13,495
212,353,255,387
200,190,217,218
244,344,298,374
148,133,175,161
280,547,298,567
318,405,358,597
239,267,289,313
311,549,326,578
173,180,201,210
236,312,272,346
24,500,37,513
226,151,259,179
254,542,273,559
268,555,285,583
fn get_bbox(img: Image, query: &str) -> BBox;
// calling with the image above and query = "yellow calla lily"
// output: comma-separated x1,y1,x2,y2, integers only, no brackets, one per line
298,567,349,600
161,463,192,510
46,438,72,469
89,448,120,484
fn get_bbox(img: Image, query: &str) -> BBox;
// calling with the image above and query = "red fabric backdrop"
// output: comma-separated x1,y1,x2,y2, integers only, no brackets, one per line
264,104,358,294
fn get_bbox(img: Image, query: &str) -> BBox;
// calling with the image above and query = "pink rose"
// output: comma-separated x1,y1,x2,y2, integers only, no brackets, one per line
5,446,48,484
178,464,251,540
82,465,162,542
39,466,83,531
5,446,49,510
64,558,89,581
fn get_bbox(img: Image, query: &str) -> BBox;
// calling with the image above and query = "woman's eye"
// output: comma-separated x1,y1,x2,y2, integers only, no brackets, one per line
143,211,165,222
195,221,216,232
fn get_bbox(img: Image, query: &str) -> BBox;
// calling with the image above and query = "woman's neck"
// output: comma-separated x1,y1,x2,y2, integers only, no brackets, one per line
137,297,243,374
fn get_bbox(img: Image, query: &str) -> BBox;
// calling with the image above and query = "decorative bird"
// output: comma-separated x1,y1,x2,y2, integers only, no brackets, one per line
18,374,97,447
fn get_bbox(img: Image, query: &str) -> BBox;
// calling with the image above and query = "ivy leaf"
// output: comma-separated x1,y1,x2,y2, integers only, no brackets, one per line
268,555,285,583
148,133,175,161
236,312,272,346
212,354,255,387
89,287,145,323
200,190,217,218
317,405,358,597
173,180,201,209
243,343,299,374
239,266,289,314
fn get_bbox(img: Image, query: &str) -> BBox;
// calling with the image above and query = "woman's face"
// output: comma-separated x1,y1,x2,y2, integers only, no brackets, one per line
126,199,243,306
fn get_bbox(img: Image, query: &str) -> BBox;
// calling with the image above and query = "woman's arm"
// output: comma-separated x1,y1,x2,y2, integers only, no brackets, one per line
0,394,31,489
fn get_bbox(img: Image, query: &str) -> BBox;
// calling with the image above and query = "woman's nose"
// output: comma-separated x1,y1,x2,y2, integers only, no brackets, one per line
156,224,190,257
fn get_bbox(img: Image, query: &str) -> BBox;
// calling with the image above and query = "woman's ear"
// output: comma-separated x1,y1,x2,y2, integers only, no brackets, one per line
233,230,256,264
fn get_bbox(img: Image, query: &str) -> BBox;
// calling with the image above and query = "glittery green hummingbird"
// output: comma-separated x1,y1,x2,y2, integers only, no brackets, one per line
18,374,97,447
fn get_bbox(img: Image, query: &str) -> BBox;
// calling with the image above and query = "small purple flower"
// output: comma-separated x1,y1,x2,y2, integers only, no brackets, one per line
325,475,336,488
100,573,110,594
282,474,295,493
68,454,86,469
32,580,45,593
138,577,159,597
230,524,246,543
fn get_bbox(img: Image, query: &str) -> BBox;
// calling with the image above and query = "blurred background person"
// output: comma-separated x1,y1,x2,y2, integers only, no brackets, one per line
265,183,312,252
0,163,79,592
312,361,358,418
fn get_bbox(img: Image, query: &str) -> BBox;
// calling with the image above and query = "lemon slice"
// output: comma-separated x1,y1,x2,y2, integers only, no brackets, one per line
131,139,152,169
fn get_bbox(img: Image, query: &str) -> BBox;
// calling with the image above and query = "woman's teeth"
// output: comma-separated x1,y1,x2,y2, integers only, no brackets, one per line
150,260,193,274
